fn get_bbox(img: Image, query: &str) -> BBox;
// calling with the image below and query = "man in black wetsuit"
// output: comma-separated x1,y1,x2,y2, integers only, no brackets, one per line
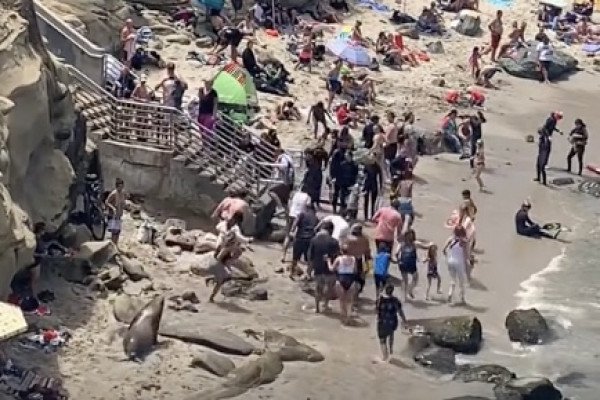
515,201,559,239
534,112,563,184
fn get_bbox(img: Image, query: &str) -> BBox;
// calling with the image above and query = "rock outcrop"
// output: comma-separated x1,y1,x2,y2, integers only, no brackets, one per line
39,0,131,51
422,316,483,354
505,309,550,345
0,0,80,297
498,43,578,81
493,377,562,400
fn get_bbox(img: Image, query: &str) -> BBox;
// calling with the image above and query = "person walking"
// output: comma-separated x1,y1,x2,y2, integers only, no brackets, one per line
372,199,403,252
332,152,359,214
536,36,554,84
397,229,421,301
566,118,588,176
376,284,408,362
289,202,319,278
468,112,486,168
535,111,563,185
105,178,127,245
329,244,358,325
308,221,340,313
442,225,470,305
362,160,383,220
473,139,485,191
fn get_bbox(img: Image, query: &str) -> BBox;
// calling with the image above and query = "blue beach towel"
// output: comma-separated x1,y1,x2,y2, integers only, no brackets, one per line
486,0,514,9
357,0,390,13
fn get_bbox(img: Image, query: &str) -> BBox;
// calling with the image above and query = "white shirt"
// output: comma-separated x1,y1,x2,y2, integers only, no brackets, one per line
321,215,350,241
276,153,295,185
289,191,311,218
447,238,466,266
536,42,554,62
251,4,264,23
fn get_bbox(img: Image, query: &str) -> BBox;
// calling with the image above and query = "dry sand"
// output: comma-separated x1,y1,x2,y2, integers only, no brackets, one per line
3,0,600,399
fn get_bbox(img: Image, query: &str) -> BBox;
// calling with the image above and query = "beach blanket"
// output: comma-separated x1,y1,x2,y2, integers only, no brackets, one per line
486,0,514,9
582,43,600,55
357,0,390,13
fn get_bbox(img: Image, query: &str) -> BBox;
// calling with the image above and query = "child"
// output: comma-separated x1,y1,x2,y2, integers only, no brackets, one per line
373,242,392,301
376,284,408,362
423,244,441,300
468,46,482,79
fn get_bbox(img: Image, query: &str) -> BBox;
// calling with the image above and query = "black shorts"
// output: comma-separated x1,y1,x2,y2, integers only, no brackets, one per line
540,60,551,70
384,143,397,161
226,30,243,47
374,274,388,290
292,238,311,262
377,322,397,340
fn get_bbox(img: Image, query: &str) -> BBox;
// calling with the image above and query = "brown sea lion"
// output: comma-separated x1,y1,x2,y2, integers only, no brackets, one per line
123,295,164,360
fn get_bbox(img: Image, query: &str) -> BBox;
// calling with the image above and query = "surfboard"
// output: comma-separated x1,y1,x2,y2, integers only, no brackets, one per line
586,164,600,175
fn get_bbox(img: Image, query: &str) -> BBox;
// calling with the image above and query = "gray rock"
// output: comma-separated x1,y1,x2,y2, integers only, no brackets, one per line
120,257,150,281
414,346,456,374
432,78,446,87
165,232,196,252
253,191,277,237
88,278,106,292
149,24,178,36
264,330,324,362
454,10,482,36
403,334,433,357
579,180,600,197
113,295,146,324
59,223,93,249
185,351,283,400
190,351,236,377
498,43,578,81
426,41,444,54
123,279,154,296
396,23,419,39
268,229,287,243
182,291,200,304
493,377,562,400
455,364,516,385
159,312,255,355
100,265,126,291
505,309,550,344
248,287,268,301
422,316,483,354
551,177,575,186
59,258,93,284
78,240,118,268
164,34,192,45
157,246,177,263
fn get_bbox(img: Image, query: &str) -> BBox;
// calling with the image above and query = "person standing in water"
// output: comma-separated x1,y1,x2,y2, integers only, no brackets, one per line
105,178,127,245
329,243,358,325
566,118,588,176
443,225,470,304
397,229,429,301
376,284,408,362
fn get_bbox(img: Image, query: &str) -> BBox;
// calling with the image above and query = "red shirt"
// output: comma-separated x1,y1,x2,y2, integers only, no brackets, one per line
336,105,349,125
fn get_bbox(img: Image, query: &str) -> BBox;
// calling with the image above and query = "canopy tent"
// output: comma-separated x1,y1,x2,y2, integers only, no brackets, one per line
212,63,259,123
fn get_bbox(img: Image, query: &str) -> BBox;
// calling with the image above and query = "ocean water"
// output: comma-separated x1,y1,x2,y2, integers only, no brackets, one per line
512,192,600,399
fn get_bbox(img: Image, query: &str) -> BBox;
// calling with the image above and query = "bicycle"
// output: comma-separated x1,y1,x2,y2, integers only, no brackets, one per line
83,174,107,240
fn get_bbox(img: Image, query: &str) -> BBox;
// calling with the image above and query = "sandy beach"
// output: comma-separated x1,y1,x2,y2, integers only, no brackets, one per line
2,0,600,398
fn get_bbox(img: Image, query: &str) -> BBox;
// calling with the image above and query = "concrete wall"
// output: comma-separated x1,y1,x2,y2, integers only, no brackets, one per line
99,140,225,216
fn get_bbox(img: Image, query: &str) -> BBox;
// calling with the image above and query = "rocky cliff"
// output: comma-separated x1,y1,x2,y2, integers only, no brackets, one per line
0,0,79,297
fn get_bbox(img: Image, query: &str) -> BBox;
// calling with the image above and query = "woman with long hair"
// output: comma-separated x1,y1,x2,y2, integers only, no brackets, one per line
442,225,470,304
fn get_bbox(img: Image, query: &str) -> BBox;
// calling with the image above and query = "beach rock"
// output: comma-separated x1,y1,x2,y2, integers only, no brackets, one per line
455,364,516,385
185,351,284,400
194,233,218,253
100,265,126,291
579,180,600,197
432,78,446,87
78,241,118,268
423,316,483,354
426,41,445,54
253,192,278,237
248,287,268,301
190,351,236,377
505,309,549,345
120,257,150,281
525,134,535,143
498,43,578,81
157,245,177,263
403,334,433,356
164,34,192,45
551,177,575,186
454,10,481,36
414,346,456,374
165,231,196,252
149,24,178,36
182,291,200,304
396,23,419,39
229,256,259,280
263,330,324,362
59,223,93,249
123,279,153,296
493,377,562,400
113,295,146,324
159,312,255,355
59,259,93,284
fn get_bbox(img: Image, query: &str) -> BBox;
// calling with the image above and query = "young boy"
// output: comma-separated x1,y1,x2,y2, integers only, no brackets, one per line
373,242,391,300
376,284,408,362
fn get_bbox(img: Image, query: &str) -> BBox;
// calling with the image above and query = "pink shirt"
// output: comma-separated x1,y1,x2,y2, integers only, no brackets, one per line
373,207,402,242
214,197,249,221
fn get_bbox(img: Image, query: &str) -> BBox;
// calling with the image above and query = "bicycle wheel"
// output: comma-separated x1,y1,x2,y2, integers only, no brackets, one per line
88,202,107,240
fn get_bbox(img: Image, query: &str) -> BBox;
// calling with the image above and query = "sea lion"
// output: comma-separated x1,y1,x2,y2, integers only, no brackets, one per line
123,295,164,360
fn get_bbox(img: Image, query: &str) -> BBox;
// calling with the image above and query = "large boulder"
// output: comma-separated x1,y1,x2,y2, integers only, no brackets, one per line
498,43,578,81
119,256,150,281
263,330,324,362
113,294,146,323
190,351,236,377
422,316,483,354
493,377,562,400
159,311,255,355
77,240,118,268
504,309,550,345
252,191,277,238
453,10,481,37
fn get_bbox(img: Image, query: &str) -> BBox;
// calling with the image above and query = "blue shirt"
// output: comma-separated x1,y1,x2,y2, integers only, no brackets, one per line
374,252,391,276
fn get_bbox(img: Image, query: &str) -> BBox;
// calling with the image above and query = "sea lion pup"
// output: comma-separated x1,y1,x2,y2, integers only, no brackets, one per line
123,295,164,360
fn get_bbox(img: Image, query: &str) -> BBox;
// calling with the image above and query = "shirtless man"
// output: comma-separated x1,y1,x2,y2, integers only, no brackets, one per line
394,169,414,229
120,19,136,64
105,178,127,245
459,189,477,224
345,224,372,303
131,73,153,102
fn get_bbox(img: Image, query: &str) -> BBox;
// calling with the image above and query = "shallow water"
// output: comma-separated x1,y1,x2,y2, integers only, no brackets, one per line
510,192,600,399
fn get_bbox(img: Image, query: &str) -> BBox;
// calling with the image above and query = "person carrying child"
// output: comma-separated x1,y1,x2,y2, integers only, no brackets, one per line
422,244,441,300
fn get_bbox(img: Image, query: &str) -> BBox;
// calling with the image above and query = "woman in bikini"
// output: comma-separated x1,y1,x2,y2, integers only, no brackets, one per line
473,139,485,191
329,244,358,324
397,229,428,301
